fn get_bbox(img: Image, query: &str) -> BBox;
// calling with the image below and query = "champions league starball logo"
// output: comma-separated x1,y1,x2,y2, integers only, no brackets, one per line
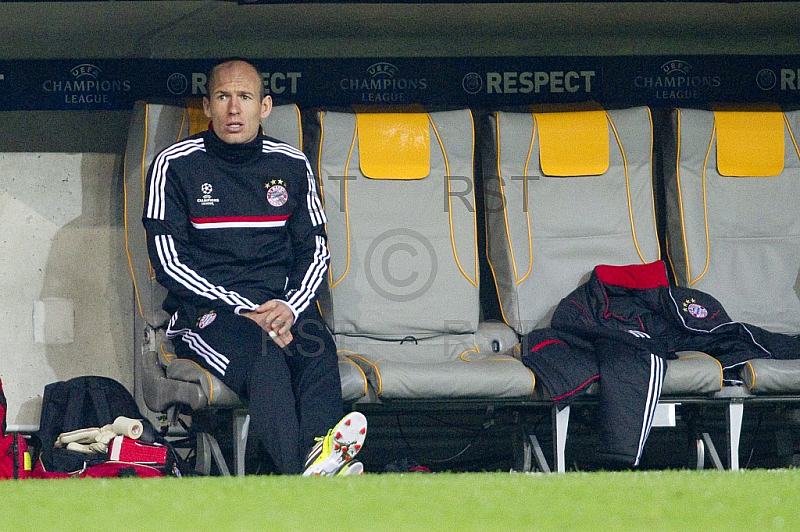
197,183,219,206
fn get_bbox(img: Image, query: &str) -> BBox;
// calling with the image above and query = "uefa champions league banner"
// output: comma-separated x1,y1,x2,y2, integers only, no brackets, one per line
1,55,800,111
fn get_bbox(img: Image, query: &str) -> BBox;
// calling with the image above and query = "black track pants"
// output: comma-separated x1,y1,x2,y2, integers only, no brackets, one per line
168,304,343,474
595,338,665,466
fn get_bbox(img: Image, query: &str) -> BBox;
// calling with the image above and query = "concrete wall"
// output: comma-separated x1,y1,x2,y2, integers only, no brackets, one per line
0,111,131,429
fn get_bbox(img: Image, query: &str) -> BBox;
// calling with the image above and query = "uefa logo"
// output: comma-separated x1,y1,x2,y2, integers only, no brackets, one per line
167,73,189,95
462,72,483,94
756,69,777,91
70,63,102,80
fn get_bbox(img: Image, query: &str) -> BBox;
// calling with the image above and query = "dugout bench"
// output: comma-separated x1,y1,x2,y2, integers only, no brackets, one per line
319,105,736,473
123,100,800,475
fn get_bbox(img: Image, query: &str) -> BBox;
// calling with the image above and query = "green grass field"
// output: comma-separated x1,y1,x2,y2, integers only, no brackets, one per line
2,469,799,531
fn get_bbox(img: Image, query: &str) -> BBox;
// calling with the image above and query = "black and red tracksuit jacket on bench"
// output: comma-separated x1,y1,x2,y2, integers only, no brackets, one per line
522,260,800,466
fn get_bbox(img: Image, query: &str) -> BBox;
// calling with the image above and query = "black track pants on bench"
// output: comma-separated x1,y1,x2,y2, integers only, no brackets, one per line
595,339,665,467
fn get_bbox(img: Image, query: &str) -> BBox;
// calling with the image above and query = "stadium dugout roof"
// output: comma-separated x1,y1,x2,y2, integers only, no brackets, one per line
0,1,798,60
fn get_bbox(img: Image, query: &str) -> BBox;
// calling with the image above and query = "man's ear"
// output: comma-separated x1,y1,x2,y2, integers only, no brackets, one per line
261,95,273,120
203,96,212,118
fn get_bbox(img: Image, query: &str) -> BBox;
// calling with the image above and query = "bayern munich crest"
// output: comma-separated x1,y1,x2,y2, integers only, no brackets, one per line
266,179,288,207
197,310,216,329
685,301,708,319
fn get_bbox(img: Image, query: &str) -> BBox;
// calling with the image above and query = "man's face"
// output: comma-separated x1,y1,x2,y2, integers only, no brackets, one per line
203,61,272,144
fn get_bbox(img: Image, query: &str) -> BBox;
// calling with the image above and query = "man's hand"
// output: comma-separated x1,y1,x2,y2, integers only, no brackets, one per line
242,300,295,347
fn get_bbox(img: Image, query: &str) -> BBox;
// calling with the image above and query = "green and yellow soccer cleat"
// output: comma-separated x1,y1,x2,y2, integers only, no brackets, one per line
302,411,367,476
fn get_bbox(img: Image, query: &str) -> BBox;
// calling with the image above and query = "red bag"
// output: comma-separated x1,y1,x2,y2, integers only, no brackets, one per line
32,457,163,479
31,436,171,479
108,435,168,465
0,379,32,479
0,434,32,479
29,375,181,479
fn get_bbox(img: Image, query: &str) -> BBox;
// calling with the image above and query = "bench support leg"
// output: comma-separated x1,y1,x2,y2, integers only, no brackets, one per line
233,412,250,477
695,437,705,470
701,433,724,470
553,405,569,473
528,433,551,473
727,401,744,471
196,432,230,476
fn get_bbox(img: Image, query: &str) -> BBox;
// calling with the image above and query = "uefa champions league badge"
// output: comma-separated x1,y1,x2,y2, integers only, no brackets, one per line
266,179,288,207
197,310,217,329
682,298,708,319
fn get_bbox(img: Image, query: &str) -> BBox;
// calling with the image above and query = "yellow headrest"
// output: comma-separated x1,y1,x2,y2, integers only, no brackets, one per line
356,113,431,180
185,98,210,138
713,111,785,177
535,110,609,177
